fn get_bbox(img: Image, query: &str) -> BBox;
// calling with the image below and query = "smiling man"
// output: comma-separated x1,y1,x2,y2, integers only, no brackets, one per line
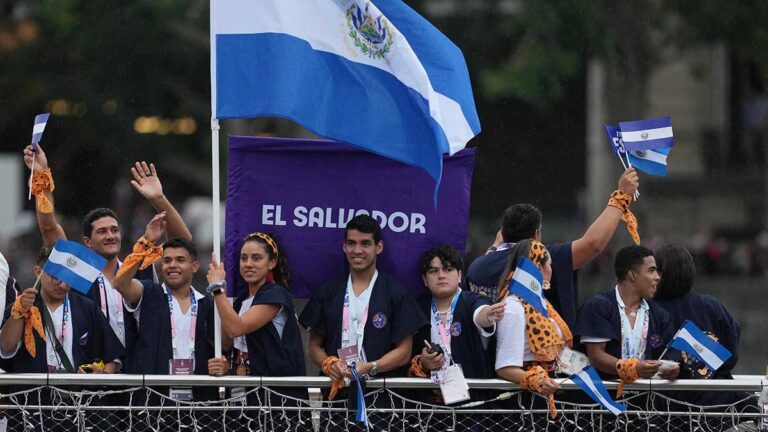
575,245,679,388
23,145,192,355
299,214,426,400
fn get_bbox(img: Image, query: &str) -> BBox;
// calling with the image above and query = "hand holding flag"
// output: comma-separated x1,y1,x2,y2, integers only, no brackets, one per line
606,117,674,178
28,113,50,200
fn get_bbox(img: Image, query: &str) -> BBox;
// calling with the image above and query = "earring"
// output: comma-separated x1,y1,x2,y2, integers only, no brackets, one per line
266,270,275,282
543,280,551,290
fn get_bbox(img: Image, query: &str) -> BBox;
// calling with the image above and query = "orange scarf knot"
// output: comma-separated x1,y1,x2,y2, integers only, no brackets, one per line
408,354,428,378
12,296,45,357
322,355,345,400
31,169,55,214
615,358,640,398
117,236,163,279
520,365,557,418
608,190,640,245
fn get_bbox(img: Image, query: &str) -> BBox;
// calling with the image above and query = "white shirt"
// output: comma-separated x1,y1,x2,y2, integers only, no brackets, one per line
579,286,650,361
234,296,255,353
343,270,377,350
100,263,157,346
167,286,205,361
428,302,496,355
495,295,562,371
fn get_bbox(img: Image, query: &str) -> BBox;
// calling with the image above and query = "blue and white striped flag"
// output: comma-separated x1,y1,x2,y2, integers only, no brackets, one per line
506,257,547,316
571,366,626,416
619,116,674,152
211,0,480,192
604,124,625,157
627,146,671,176
669,320,732,371
42,239,107,295
31,113,50,147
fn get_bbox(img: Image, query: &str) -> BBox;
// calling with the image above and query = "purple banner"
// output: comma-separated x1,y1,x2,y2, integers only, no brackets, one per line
225,136,475,298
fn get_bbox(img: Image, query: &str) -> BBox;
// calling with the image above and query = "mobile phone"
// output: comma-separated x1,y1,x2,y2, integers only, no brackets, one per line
423,339,444,356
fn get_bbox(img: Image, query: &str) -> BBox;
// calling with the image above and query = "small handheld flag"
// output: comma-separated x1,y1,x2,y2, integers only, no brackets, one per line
506,257,548,316
627,146,671,176
348,362,368,427
604,124,625,159
570,366,626,416
668,320,732,371
42,239,108,295
619,116,674,152
31,113,50,147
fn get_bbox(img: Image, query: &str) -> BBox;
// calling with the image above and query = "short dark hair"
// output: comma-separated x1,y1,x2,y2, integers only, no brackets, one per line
654,244,695,300
345,214,382,243
36,244,54,266
419,244,463,275
82,208,120,238
163,237,198,260
501,204,542,243
614,245,654,281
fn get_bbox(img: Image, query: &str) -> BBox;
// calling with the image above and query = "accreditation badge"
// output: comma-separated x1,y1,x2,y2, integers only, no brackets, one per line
439,364,470,405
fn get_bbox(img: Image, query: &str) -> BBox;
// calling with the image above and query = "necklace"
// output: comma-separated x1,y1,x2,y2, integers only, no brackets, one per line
625,306,639,318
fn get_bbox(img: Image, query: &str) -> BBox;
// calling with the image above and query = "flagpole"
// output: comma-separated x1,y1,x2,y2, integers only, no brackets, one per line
657,328,680,361
210,0,223,365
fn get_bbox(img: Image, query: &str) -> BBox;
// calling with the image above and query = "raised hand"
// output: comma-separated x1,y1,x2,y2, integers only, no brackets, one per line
23,144,50,172
618,167,639,196
207,252,226,284
484,302,506,323
144,212,167,243
130,161,164,201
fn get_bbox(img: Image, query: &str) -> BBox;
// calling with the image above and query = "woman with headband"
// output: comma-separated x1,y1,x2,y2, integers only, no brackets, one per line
494,239,574,419
206,232,305,407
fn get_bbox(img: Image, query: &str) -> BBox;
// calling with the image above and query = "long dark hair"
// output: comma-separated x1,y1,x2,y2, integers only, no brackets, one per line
654,244,695,300
241,232,291,291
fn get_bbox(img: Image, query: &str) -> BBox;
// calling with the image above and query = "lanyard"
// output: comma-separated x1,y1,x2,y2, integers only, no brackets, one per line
616,288,649,360
98,275,124,338
166,288,198,359
431,290,461,354
342,289,369,350
47,296,70,368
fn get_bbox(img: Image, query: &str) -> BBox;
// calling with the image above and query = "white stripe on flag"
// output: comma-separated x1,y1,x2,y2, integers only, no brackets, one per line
621,126,673,142
33,123,47,134
575,373,623,415
513,268,541,296
47,249,102,282
630,149,667,164
677,328,724,369
214,0,473,154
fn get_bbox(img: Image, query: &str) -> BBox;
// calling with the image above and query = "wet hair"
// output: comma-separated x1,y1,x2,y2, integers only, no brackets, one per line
614,245,654,281
419,244,463,275
345,214,382,244
495,239,550,293
654,244,695,300
501,204,542,243
162,237,198,260
36,244,54,266
82,208,120,238
242,232,291,290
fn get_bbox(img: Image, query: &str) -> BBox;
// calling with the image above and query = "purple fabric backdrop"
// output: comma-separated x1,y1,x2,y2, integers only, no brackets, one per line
225,136,475,298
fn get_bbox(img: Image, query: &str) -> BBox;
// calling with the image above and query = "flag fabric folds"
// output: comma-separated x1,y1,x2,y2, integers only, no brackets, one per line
571,366,627,416
31,113,50,146
627,146,671,176
619,117,674,151
42,240,108,295
668,320,733,371
211,0,480,187
506,257,548,316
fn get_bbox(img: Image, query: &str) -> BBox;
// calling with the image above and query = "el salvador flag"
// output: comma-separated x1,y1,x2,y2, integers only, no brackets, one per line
604,124,625,156
211,0,480,189
507,257,547,316
627,146,671,176
669,320,732,371
31,113,50,146
43,240,108,295
619,117,674,152
571,366,626,416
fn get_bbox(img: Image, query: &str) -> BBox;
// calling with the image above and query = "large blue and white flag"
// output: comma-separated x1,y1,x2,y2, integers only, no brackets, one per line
668,320,732,371
42,239,107,295
31,113,50,147
506,257,547,316
211,0,481,187
619,117,674,152
571,366,626,416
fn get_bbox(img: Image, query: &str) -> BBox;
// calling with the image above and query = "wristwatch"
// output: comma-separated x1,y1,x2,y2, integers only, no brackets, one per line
206,280,227,297
369,361,378,377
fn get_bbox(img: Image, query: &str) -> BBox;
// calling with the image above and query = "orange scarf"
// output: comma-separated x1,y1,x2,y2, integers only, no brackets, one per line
11,296,45,357
608,190,640,245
